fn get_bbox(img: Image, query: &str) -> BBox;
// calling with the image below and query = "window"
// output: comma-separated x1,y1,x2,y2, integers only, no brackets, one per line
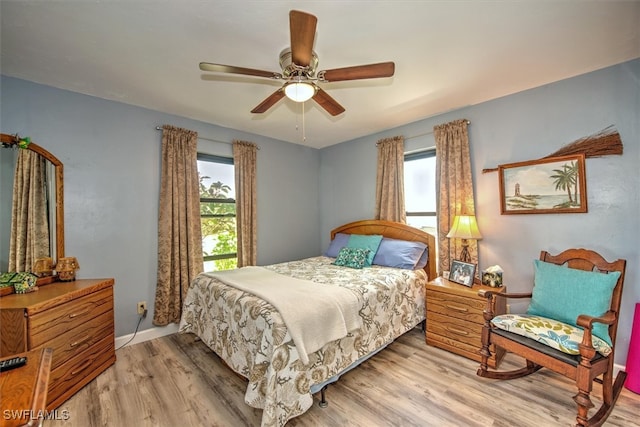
197,153,237,272
404,149,437,235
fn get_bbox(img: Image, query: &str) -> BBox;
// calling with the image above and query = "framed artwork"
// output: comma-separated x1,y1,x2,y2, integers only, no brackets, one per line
449,260,476,287
498,154,587,215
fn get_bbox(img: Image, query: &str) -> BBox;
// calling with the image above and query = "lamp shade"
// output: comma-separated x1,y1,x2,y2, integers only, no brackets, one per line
284,82,315,102
446,215,482,240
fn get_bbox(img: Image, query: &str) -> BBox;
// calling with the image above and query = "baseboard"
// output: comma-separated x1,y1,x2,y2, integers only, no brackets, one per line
115,323,179,349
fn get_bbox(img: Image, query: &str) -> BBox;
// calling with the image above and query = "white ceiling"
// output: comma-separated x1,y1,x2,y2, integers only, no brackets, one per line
1,1,639,149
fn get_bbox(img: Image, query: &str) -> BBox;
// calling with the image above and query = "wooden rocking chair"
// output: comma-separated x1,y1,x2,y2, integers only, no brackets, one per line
477,248,627,427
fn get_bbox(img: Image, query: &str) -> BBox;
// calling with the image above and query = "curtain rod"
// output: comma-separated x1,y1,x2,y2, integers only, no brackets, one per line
154,126,260,149
377,120,471,145
405,119,471,141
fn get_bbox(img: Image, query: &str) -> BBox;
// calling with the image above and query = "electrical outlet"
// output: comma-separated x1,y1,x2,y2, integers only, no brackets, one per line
137,301,147,316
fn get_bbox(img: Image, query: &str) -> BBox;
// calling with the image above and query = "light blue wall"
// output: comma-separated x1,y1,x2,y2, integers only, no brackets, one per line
2,59,638,366
319,59,639,366
0,76,321,337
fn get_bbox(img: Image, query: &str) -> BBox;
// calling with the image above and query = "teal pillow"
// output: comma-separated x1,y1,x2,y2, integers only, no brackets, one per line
333,247,371,269
346,234,383,266
526,259,621,345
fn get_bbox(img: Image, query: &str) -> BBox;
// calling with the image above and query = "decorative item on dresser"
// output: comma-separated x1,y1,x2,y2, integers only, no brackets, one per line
0,278,116,410
425,276,506,368
55,257,80,282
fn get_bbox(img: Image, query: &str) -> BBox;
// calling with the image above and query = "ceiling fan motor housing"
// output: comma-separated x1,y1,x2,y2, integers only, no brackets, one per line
279,48,318,78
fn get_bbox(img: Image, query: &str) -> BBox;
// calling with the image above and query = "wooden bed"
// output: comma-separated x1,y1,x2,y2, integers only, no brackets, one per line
179,219,436,426
330,219,437,280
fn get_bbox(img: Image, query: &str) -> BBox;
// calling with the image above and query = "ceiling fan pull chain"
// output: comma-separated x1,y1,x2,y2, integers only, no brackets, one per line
302,101,306,142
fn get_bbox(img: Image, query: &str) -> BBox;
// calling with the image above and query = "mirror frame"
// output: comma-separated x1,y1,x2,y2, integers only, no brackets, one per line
1,133,64,291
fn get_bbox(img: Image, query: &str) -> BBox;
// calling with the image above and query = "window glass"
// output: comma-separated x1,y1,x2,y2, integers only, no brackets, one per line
404,150,437,235
197,154,237,271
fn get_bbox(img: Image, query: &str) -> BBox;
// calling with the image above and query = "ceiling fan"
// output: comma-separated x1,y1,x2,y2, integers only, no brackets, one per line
199,10,395,116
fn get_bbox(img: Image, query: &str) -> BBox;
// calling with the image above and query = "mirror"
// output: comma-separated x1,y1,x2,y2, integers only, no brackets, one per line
1,133,64,285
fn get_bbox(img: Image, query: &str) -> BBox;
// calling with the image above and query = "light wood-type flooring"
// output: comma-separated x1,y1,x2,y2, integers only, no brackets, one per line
49,327,640,426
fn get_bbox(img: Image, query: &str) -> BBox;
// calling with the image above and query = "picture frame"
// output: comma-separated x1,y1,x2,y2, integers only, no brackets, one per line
498,153,587,215
449,260,476,287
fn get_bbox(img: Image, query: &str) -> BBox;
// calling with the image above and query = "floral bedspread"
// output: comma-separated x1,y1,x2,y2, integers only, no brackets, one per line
178,256,427,427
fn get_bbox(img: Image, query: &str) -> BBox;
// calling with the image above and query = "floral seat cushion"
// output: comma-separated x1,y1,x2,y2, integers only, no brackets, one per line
491,314,612,357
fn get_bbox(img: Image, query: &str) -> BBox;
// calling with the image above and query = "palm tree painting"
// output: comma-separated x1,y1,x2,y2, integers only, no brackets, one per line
498,154,587,214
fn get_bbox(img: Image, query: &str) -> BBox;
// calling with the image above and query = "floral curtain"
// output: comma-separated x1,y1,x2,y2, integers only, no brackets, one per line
434,119,477,274
233,140,258,267
153,125,204,326
9,149,50,272
375,136,406,223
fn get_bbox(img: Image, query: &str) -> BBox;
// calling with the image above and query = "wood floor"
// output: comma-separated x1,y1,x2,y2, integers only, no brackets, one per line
48,327,640,426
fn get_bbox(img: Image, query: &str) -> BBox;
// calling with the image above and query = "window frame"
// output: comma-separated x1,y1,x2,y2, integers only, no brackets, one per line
404,148,437,221
197,153,237,267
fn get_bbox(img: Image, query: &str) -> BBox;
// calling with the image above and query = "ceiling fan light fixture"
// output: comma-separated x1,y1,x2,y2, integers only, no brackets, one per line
284,81,315,102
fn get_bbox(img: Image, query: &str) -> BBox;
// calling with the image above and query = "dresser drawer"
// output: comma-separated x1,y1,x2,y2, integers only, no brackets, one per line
47,332,115,410
426,331,502,367
426,290,485,322
28,288,113,348
427,311,482,347
31,309,114,370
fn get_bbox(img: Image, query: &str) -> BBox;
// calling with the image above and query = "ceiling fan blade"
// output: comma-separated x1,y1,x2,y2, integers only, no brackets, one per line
312,88,345,116
289,10,317,67
320,62,395,82
200,62,281,79
251,89,286,113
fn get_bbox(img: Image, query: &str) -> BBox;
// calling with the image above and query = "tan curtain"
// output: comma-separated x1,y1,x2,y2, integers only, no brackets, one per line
434,119,477,274
375,136,406,223
9,149,50,272
233,140,257,267
153,125,204,326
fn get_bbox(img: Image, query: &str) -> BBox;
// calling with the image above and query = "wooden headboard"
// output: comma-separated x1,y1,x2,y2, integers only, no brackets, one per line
330,219,437,280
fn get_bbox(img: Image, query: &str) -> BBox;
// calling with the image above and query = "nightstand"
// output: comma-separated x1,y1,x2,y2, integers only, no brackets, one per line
425,277,506,368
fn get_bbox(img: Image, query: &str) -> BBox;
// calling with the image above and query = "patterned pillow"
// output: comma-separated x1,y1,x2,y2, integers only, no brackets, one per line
491,314,612,356
346,234,383,266
333,247,371,269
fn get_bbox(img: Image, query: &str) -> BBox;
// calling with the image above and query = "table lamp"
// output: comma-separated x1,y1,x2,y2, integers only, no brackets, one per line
446,214,482,263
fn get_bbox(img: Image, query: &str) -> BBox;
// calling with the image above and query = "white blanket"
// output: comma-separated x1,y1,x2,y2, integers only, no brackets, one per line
206,266,362,364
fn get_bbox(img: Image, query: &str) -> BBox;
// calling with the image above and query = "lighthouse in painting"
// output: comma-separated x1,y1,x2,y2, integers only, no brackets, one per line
514,183,521,197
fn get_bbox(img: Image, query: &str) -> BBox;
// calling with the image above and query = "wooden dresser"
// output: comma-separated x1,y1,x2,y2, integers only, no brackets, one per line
426,277,506,368
0,279,116,410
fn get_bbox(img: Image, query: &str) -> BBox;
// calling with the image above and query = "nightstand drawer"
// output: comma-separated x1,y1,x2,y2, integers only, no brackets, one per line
427,311,482,347
426,290,485,322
